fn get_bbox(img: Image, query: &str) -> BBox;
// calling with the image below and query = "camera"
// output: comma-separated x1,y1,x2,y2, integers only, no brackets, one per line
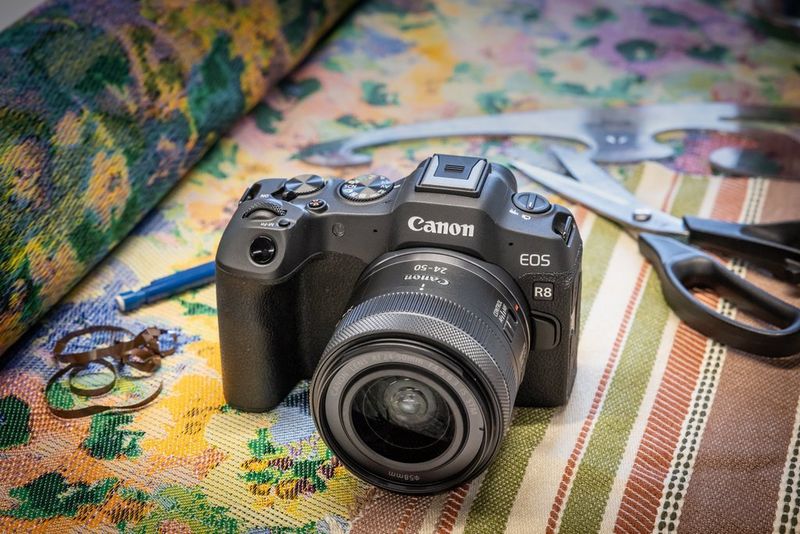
216,154,582,493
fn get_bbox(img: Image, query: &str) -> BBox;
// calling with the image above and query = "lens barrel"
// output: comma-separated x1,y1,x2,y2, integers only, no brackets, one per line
310,248,530,493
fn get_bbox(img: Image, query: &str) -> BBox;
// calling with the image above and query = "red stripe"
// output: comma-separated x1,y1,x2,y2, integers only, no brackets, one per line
546,170,681,532
435,484,470,534
545,260,651,533
614,325,709,533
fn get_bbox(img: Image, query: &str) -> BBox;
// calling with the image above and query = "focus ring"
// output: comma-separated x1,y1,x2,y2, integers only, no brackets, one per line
325,291,516,425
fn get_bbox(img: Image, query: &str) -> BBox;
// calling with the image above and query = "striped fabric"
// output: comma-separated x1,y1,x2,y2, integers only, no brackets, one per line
346,164,800,534
0,0,798,531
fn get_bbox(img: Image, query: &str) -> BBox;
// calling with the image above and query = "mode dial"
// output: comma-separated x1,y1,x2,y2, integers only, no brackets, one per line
339,174,394,202
282,174,325,200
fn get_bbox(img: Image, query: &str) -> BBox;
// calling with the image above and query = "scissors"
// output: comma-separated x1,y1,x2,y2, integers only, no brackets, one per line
510,146,800,357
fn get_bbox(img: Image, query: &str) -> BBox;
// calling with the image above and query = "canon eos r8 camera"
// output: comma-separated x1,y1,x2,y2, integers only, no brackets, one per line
216,154,582,494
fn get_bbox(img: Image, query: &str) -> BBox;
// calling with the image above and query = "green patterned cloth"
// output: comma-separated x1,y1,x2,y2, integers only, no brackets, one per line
1,1,799,533
0,0,356,355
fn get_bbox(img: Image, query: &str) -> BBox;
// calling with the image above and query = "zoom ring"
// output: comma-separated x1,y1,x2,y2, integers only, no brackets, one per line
325,291,517,425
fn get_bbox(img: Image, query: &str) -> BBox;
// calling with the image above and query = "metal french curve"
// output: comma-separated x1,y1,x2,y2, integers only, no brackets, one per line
299,103,800,176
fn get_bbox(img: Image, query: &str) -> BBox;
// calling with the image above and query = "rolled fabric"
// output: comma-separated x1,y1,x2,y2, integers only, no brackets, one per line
0,0,357,354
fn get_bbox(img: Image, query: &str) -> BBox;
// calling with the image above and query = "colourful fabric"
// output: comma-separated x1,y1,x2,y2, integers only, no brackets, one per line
0,0,357,355
1,1,799,532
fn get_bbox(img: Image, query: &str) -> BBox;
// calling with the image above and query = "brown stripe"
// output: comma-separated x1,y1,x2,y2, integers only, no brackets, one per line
675,351,800,532
760,178,799,222
350,491,434,534
674,178,800,533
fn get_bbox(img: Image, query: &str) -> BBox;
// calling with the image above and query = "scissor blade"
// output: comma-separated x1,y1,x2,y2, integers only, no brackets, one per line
510,159,686,236
550,145,634,198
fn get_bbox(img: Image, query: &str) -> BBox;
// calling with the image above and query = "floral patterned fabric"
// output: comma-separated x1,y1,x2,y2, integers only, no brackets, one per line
0,0,357,355
1,1,799,533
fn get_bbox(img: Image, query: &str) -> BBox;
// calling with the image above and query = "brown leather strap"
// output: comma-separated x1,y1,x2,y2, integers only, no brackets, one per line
53,325,134,364
45,325,173,419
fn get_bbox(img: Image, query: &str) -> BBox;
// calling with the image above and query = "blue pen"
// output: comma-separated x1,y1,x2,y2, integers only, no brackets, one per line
115,261,216,312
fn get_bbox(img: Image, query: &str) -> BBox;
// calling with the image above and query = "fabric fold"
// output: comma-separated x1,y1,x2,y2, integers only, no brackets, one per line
0,0,357,354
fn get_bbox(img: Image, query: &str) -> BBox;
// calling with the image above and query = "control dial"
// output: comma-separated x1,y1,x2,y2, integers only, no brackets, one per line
282,174,325,200
339,174,394,202
242,200,287,219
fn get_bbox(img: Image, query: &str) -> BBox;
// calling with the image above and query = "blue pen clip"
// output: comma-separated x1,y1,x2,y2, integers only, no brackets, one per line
116,261,216,312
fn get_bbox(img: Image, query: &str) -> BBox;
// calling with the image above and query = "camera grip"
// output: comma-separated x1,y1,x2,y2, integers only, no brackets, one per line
515,264,582,407
216,267,301,412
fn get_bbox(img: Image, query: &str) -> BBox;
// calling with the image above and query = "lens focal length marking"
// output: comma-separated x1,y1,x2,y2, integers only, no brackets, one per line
412,263,448,273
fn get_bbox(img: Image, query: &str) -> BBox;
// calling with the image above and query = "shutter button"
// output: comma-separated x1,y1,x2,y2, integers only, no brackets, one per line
306,199,328,212
249,236,276,265
512,192,551,214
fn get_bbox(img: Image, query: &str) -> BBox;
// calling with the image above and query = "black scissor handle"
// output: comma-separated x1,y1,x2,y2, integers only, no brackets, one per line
684,216,800,283
639,233,800,357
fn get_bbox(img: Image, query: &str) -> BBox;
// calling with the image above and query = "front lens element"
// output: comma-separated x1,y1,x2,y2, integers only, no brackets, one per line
352,376,454,463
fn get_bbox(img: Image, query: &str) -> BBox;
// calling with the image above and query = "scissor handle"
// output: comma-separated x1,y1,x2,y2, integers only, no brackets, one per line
684,216,800,283
639,233,800,357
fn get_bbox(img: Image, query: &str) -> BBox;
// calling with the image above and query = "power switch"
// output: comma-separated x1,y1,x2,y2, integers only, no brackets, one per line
531,313,561,350
512,192,551,214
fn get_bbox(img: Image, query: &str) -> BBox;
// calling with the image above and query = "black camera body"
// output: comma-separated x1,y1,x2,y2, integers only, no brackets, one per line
217,154,582,493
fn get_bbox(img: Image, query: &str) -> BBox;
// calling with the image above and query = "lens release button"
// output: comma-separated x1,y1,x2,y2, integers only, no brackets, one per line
249,236,276,265
502,319,516,342
513,192,551,214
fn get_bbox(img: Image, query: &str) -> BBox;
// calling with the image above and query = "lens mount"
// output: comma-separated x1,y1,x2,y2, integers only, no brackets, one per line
310,248,530,493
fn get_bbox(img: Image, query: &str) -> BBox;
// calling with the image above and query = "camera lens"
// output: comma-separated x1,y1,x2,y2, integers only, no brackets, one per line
352,376,455,464
311,248,531,494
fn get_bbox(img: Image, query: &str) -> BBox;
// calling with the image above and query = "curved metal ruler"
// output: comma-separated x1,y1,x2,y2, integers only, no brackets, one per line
299,103,800,179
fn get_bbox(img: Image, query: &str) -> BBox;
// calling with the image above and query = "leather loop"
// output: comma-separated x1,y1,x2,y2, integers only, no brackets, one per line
45,325,174,418
68,359,117,396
